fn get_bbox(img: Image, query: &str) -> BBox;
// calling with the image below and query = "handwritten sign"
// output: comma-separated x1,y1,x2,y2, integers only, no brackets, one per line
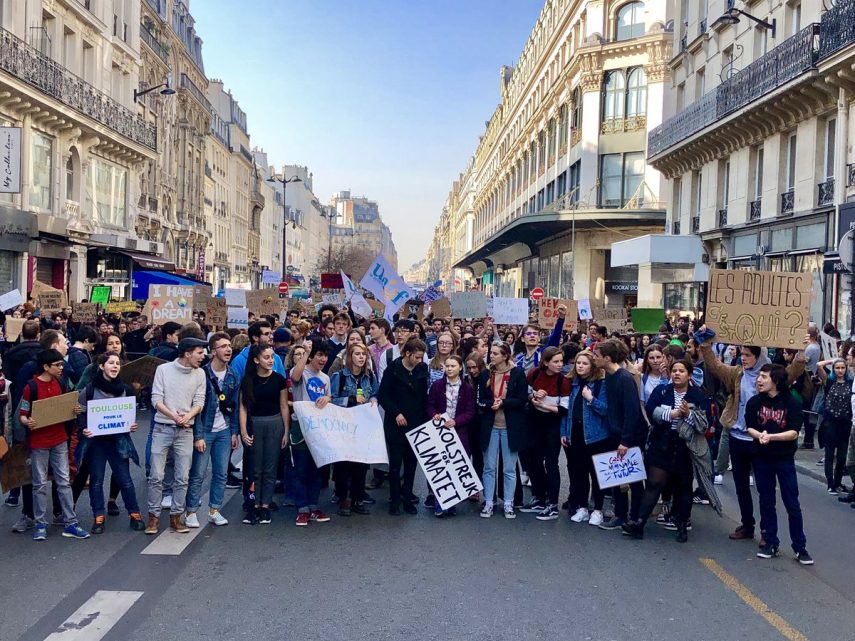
38,290,65,314
90,285,112,307
592,447,647,490
87,396,136,436
0,443,31,492
73,302,98,324
491,297,530,325
538,298,578,330
429,296,451,319
0,288,24,311
591,306,631,333
227,307,249,329
31,391,79,428
5,317,24,341
245,289,281,317
291,401,388,467
706,268,811,349
120,355,166,389
0,127,22,193
406,416,483,510
104,302,138,314
206,297,227,328
144,284,193,325
820,331,839,362
578,298,593,320
450,292,487,319
224,288,247,307
322,293,343,306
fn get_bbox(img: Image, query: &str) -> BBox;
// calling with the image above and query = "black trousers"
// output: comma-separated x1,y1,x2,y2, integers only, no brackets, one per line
638,440,694,525
566,437,614,512
385,427,416,505
525,413,562,505
334,461,368,502
824,417,851,489
730,436,756,530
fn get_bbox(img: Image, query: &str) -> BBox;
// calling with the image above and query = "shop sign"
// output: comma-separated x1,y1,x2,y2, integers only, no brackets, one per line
0,206,36,252
605,281,638,294
0,127,21,194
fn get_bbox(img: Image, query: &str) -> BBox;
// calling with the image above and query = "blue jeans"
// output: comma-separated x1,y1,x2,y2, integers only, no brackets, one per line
483,428,518,506
292,447,320,513
87,437,140,517
186,429,232,513
753,455,806,552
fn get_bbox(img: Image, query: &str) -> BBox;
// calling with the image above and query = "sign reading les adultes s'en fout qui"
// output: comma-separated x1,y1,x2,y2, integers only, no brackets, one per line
705,268,812,349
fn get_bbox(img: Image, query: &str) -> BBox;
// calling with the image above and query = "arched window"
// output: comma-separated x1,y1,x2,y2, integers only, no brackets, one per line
602,70,625,122
626,67,647,118
571,86,582,132
616,2,645,41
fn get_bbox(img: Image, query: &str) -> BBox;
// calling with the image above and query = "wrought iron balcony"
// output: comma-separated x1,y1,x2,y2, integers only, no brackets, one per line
140,25,169,64
718,208,728,227
649,24,819,158
204,163,212,178
749,199,762,221
781,189,794,214
699,18,707,37
819,0,855,60
601,115,647,134
671,220,681,235
0,26,156,150
179,72,210,113
691,215,700,234
849,163,855,187
680,35,687,52
818,177,835,207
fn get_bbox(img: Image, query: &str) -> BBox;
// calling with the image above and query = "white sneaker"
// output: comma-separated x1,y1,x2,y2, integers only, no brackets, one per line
749,476,755,487
727,462,732,471
503,504,516,519
588,510,604,526
184,512,200,528
520,472,531,487
714,475,724,485
208,510,228,526
570,507,589,523
161,495,173,509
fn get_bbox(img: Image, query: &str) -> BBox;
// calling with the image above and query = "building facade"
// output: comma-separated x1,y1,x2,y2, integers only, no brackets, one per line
441,0,671,307
644,0,855,330
329,190,398,271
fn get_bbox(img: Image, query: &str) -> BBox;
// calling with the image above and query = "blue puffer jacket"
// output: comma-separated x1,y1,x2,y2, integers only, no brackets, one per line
330,367,379,407
560,376,610,445
193,363,240,439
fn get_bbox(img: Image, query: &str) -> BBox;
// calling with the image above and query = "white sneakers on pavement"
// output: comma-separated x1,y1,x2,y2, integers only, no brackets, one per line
570,507,589,523
184,512,200,528
714,474,724,485
208,510,228,526
588,510,604,527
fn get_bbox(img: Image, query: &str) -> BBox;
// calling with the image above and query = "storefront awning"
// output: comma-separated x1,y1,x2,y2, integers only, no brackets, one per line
610,234,709,283
118,250,175,271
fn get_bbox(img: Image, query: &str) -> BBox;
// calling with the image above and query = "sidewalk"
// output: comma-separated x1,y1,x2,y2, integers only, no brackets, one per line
794,446,828,485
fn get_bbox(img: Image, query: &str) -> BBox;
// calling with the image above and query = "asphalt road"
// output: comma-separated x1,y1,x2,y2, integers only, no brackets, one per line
2,413,855,641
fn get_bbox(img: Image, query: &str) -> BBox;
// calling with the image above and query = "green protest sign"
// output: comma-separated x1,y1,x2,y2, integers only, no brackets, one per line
630,308,665,334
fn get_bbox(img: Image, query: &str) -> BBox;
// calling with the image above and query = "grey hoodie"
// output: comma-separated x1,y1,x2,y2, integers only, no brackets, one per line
733,352,770,441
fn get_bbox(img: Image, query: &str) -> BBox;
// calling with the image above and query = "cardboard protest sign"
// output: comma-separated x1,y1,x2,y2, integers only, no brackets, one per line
31,391,79,428
430,296,452,319
491,297,529,325
38,290,65,313
0,443,31,492
629,308,665,334
591,306,631,333
538,298,578,330
119,355,167,389
245,290,281,317
292,401,388,468
403,299,425,321
0,288,24,311
73,302,98,324
593,447,647,490
104,301,138,314
227,307,249,329
86,396,136,436
5,318,25,341
143,284,193,325
406,415,483,510
0,435,7,461
705,268,812,349
192,285,213,313
450,292,487,319
206,297,227,328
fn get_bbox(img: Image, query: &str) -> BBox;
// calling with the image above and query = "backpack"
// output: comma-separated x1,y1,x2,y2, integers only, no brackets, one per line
823,380,852,420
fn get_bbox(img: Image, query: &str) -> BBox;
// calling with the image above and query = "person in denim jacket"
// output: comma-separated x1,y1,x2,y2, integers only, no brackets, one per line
330,343,379,516
184,332,240,528
561,350,612,527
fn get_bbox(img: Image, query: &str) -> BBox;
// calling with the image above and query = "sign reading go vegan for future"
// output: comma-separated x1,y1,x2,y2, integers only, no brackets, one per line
705,268,812,349
86,396,137,436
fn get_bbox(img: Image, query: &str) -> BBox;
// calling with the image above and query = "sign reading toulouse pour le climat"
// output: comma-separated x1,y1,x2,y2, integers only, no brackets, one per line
87,396,137,436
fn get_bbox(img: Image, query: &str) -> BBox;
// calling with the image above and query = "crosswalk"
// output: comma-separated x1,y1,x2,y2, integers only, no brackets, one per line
43,591,143,641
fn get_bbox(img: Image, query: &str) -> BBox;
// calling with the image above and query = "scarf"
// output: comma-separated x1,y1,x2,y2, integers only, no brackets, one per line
93,369,127,397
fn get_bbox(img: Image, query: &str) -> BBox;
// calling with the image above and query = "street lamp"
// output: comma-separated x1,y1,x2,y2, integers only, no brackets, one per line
134,74,177,103
713,7,776,38
267,174,302,278
320,209,336,270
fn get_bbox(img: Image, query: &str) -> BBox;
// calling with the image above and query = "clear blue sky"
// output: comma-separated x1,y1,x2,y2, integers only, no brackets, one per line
191,0,544,270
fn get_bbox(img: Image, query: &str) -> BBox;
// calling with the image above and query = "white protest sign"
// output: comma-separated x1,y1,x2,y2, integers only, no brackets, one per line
224,288,247,307
322,293,343,306
406,415,483,510
86,396,136,436
450,291,487,318
261,269,281,285
350,292,373,318
227,307,249,329
578,298,593,320
491,297,529,325
292,401,389,467
592,447,647,490
820,332,839,362
0,288,24,311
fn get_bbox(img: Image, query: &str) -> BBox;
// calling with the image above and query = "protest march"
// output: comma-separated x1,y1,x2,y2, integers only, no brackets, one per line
0,257,833,568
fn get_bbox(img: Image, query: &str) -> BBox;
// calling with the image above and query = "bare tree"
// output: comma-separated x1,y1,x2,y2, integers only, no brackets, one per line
314,244,375,280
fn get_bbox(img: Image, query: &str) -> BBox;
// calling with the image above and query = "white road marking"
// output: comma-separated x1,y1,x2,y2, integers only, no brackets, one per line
44,590,143,641
141,490,228,556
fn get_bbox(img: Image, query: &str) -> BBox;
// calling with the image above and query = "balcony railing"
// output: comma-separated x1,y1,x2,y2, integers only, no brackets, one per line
691,215,700,234
648,24,819,157
601,115,647,134
179,72,211,113
818,177,834,206
819,0,855,60
781,189,794,214
140,25,169,64
718,208,728,227
0,26,156,150
749,199,762,221
671,220,681,235
699,18,707,37
849,163,855,187
204,163,212,178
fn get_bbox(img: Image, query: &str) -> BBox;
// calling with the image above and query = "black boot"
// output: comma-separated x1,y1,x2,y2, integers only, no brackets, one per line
838,492,855,503
675,522,688,543
621,521,644,539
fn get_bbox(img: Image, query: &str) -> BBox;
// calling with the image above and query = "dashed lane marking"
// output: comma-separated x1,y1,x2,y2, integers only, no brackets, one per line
43,590,143,641
700,557,810,641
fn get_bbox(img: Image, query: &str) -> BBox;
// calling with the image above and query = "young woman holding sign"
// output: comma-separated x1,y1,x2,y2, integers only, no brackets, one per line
76,353,144,534
426,354,476,517
330,342,379,516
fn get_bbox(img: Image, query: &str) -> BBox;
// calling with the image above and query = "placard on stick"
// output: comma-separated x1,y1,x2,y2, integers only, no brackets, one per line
538,298,578,330
705,268,811,349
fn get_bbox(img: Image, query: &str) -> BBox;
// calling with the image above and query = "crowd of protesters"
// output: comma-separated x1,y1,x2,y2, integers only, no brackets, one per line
0,293,836,566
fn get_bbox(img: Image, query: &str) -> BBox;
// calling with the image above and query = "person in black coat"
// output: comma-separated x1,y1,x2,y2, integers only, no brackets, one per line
377,337,429,515
475,343,529,519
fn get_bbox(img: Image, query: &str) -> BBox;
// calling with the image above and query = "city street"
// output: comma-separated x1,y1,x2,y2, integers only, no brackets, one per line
2,414,854,641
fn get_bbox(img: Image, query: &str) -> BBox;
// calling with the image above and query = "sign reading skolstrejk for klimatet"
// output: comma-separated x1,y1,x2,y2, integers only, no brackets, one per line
0,127,22,194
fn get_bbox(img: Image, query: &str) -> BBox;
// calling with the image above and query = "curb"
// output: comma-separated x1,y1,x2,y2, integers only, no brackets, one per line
794,460,827,485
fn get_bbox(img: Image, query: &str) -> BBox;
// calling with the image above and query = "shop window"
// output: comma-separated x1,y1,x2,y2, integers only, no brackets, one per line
733,233,758,257
771,227,793,253
549,254,560,298
89,158,127,228
795,222,825,250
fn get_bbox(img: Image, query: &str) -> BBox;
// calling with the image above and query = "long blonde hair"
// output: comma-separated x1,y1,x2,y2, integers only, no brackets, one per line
567,350,604,382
